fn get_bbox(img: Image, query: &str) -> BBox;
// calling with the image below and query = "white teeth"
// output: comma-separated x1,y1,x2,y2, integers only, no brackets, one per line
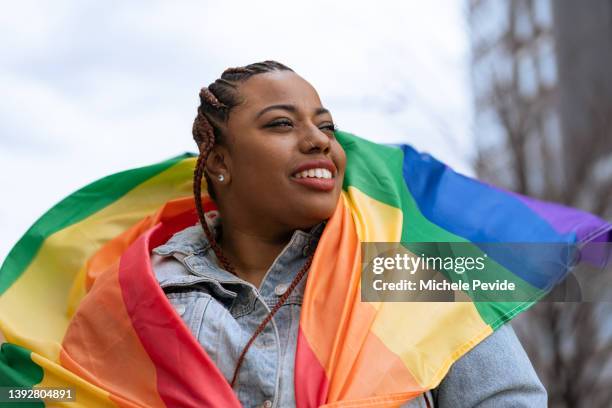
294,168,333,179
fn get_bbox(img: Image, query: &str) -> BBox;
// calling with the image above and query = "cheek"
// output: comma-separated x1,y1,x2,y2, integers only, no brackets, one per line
333,143,347,173
232,139,293,183
340,149,347,170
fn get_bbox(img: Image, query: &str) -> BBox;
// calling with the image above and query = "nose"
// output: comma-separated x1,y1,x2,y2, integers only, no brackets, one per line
300,124,331,154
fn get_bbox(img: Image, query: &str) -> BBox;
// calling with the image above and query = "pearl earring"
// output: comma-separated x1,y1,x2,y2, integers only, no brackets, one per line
218,174,225,182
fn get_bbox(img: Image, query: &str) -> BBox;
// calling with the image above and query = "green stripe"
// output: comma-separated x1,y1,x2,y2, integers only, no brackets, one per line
337,131,405,208
0,343,44,407
0,153,196,295
337,131,540,328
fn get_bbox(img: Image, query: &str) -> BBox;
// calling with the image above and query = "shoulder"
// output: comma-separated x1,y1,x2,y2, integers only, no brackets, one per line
432,323,547,407
153,223,210,257
150,223,212,285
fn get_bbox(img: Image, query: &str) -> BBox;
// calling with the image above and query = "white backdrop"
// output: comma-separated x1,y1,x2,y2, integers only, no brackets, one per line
0,0,474,260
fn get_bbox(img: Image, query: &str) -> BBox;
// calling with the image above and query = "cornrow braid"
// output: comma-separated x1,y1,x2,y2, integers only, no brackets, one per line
193,152,235,275
223,67,252,75
199,87,227,112
192,60,316,388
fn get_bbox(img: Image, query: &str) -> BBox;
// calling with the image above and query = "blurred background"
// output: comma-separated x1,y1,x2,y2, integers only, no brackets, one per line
1,0,610,406
468,1,612,406
0,0,473,262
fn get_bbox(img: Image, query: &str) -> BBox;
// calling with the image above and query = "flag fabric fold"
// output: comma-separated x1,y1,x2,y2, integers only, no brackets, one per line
1,131,610,407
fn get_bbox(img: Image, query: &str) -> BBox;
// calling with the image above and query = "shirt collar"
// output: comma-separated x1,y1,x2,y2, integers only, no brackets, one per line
152,220,326,280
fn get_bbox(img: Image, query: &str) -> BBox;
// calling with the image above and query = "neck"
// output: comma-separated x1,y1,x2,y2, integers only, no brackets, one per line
216,219,294,288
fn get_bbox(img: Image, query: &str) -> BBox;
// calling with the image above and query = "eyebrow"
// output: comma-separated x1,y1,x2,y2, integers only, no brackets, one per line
255,104,330,119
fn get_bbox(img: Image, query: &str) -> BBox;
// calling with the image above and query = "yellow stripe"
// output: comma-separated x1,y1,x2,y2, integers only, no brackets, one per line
343,187,402,314
345,187,493,388
370,302,492,387
31,353,118,408
0,158,195,361
345,187,402,242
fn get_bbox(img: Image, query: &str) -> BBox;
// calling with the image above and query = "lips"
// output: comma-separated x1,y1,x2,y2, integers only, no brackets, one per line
290,159,337,178
290,159,338,192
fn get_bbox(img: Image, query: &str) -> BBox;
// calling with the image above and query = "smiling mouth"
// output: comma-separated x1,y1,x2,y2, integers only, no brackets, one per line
290,168,336,191
292,168,334,179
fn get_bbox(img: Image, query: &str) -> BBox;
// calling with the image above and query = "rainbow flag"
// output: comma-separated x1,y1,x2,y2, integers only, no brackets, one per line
1,131,610,407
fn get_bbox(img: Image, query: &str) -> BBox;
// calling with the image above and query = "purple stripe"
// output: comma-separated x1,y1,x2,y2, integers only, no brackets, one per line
511,193,611,267
511,193,611,243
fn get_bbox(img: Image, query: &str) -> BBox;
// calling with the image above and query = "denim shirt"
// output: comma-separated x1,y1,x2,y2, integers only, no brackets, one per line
151,223,547,408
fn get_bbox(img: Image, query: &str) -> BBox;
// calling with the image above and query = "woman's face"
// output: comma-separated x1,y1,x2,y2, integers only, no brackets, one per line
211,70,346,232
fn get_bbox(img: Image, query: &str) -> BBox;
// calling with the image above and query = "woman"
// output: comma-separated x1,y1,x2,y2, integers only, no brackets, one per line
150,61,547,407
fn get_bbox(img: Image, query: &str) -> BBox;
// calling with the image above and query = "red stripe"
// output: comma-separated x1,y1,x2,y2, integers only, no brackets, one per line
295,328,329,408
118,210,241,408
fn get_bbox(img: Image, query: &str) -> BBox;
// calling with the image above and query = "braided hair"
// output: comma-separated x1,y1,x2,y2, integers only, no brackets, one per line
191,60,315,387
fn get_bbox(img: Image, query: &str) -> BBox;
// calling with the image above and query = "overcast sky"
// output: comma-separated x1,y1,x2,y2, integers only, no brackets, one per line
0,0,474,261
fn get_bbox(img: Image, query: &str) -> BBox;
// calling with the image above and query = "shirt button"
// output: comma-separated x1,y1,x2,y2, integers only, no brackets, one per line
263,401,272,408
274,283,289,296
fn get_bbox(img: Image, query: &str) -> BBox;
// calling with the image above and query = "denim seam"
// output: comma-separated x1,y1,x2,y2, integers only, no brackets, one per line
256,230,310,292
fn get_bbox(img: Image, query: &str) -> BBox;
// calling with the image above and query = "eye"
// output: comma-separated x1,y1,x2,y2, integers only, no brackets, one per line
265,119,293,128
319,122,338,132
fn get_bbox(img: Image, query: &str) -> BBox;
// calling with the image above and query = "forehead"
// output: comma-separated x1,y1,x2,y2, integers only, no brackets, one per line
234,71,323,113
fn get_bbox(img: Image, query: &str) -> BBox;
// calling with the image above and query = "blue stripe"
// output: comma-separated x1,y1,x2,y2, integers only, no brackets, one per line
398,144,577,289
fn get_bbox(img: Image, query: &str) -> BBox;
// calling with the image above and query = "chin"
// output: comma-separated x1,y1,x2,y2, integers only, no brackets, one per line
292,198,338,228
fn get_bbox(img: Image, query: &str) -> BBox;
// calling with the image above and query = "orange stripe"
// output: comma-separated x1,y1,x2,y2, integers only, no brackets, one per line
85,197,195,291
60,198,194,407
301,195,421,405
61,254,165,407
333,331,425,400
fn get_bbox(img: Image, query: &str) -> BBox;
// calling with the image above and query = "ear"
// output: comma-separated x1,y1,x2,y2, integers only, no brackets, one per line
205,144,232,186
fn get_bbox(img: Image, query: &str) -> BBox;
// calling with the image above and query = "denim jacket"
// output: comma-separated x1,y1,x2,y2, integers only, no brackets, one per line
151,223,547,408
